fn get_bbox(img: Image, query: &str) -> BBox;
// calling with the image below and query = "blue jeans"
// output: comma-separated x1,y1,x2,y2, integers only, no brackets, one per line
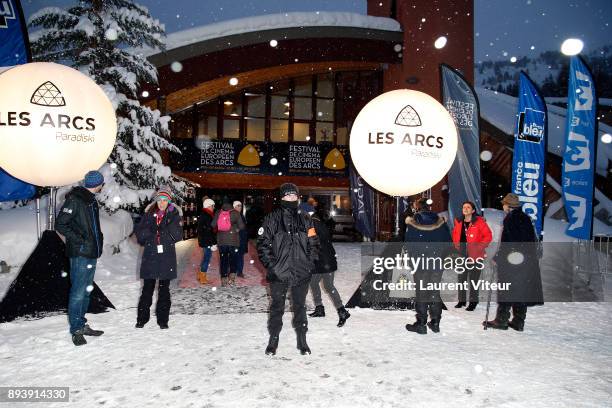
68,256,97,334
200,247,213,272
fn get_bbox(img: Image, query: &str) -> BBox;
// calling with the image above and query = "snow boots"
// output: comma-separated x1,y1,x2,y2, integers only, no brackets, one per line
337,307,351,327
405,317,427,335
465,302,478,311
483,304,511,330
309,305,325,317
455,301,466,308
198,271,208,285
427,320,440,333
508,305,527,331
72,331,87,346
228,273,236,286
296,330,311,355
221,277,229,287
265,335,279,355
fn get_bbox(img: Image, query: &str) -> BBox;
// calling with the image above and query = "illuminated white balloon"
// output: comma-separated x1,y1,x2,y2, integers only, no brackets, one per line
0,62,117,187
350,90,458,196
561,38,584,56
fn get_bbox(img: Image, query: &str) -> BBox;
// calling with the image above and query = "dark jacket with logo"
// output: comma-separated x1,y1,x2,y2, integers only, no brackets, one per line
135,202,183,280
311,213,337,274
257,201,320,286
56,186,104,259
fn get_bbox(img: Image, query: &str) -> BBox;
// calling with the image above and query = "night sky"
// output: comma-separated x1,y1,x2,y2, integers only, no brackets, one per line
21,0,612,61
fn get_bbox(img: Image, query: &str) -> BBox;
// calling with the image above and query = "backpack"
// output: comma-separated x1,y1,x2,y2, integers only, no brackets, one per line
217,210,232,232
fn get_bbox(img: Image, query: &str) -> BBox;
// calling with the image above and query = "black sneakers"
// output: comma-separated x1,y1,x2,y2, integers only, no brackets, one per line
82,324,104,336
71,331,87,346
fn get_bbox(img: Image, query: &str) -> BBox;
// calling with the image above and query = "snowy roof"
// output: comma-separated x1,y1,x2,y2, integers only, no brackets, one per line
476,87,612,177
142,12,402,58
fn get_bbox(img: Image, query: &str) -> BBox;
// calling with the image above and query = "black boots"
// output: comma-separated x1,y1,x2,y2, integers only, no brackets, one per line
82,324,104,336
71,330,87,346
405,317,427,334
337,307,350,327
509,305,527,331
265,335,279,355
427,320,440,333
466,302,478,311
483,304,511,330
455,301,466,308
309,305,325,317
296,331,311,355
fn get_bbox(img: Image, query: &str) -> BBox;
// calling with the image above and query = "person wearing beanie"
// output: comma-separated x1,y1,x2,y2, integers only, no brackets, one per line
197,198,217,284
233,201,249,278
212,199,245,286
298,203,351,328
257,185,320,356
134,186,183,329
56,170,105,346
484,193,543,331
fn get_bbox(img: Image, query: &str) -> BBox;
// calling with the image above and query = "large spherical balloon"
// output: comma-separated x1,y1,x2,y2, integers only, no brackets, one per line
0,62,117,186
350,89,458,196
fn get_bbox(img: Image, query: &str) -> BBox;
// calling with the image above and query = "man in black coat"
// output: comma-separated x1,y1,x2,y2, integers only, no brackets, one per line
404,198,452,334
484,193,543,331
257,183,320,355
56,170,105,346
300,203,351,327
197,198,217,285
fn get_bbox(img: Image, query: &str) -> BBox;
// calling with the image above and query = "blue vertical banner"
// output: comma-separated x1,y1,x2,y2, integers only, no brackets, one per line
510,72,547,236
0,0,35,201
349,163,376,240
562,57,597,239
440,64,482,222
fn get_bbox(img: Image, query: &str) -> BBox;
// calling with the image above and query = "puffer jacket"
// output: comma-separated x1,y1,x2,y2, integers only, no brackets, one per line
451,215,493,259
56,186,104,259
257,201,320,286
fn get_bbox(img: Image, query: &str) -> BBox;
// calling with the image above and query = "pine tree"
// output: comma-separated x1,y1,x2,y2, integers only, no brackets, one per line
28,0,184,212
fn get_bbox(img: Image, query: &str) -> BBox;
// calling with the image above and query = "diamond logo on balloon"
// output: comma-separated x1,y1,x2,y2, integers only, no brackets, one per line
394,105,421,127
30,81,66,107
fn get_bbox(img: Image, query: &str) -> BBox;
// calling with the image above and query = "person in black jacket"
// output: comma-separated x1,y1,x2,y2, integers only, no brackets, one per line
484,193,543,331
257,183,320,355
404,198,452,335
56,170,106,346
233,201,249,278
300,203,350,327
197,198,217,285
134,186,183,329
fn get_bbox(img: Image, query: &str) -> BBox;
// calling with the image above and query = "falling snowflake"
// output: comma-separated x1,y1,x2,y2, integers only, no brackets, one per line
269,39,278,47
86,285,93,292
229,77,239,86
170,61,183,73
270,158,278,166
105,28,118,41
434,36,447,49
507,251,524,265
480,150,493,161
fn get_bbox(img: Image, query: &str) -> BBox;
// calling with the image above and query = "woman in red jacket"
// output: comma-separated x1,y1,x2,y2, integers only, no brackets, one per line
451,201,493,311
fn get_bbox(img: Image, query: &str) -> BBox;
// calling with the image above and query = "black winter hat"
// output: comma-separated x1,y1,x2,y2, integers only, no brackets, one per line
279,183,299,198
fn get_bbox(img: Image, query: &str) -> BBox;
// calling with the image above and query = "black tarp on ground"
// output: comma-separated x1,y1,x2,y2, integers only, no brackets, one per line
0,230,114,323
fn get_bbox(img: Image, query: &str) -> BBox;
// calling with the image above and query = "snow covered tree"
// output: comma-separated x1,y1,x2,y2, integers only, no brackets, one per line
28,0,185,212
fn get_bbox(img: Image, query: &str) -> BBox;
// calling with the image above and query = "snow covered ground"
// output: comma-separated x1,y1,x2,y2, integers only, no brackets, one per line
1,240,611,407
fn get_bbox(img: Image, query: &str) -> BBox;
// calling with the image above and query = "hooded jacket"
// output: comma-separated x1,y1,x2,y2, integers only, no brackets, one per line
56,186,104,259
197,207,216,248
257,201,320,286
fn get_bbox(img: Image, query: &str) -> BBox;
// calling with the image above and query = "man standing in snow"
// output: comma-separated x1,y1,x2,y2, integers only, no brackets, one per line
404,198,452,335
484,193,543,331
257,183,320,355
56,170,105,346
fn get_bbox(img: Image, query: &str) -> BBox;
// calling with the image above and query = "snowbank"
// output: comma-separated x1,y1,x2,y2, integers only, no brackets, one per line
139,12,401,56
0,196,134,267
